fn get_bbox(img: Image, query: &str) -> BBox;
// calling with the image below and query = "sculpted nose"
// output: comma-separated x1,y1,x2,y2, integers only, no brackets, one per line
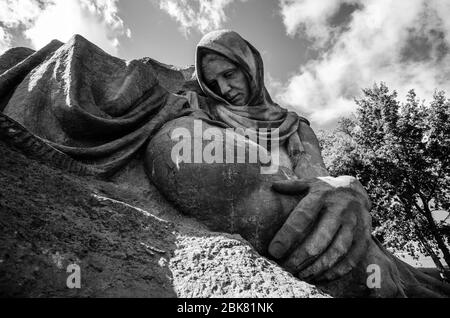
218,80,231,96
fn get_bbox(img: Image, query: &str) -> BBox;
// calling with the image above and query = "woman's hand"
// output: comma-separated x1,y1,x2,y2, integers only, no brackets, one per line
269,176,373,282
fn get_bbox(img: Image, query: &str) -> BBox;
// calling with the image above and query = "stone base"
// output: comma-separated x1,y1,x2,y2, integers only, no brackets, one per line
0,139,329,298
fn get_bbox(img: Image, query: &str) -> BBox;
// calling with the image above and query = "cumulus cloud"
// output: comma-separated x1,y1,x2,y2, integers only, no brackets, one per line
0,28,13,53
0,0,130,55
276,0,450,128
157,0,245,35
279,0,360,47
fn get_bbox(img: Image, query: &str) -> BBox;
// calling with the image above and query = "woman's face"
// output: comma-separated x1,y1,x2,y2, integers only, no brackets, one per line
201,54,250,106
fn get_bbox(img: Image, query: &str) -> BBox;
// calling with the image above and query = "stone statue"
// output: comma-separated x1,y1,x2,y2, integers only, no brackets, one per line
1,31,449,298
145,30,450,297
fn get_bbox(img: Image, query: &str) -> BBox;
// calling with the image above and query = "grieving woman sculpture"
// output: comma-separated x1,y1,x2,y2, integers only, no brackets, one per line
145,30,450,297
1,32,449,298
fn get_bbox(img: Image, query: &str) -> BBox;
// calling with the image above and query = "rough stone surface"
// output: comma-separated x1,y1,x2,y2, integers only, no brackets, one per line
0,138,329,298
170,234,326,298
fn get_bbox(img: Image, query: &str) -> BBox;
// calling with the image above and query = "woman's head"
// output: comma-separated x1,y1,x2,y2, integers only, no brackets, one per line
201,52,250,106
195,30,268,106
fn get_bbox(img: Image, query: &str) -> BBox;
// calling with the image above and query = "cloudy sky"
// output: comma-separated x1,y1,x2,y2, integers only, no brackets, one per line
1,0,449,130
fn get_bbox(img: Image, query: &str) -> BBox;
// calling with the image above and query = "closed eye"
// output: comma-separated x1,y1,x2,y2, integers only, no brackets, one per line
223,70,235,79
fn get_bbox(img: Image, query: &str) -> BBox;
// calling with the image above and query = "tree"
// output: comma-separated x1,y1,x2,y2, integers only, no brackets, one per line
319,83,450,275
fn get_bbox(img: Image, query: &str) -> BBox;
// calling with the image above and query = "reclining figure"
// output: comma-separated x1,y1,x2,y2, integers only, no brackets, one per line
145,30,450,298
1,31,449,298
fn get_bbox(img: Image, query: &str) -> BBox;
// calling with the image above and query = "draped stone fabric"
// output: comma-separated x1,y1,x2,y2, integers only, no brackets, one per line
0,35,189,179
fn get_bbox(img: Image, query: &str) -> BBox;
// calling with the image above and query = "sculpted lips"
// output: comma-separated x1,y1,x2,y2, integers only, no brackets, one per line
229,93,242,104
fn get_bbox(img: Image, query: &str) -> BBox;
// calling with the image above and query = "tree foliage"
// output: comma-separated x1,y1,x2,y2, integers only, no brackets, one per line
318,83,450,271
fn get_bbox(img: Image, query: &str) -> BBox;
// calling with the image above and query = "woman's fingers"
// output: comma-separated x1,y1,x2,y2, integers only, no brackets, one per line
298,218,356,281
268,191,325,259
270,178,373,283
321,208,372,281
282,204,356,274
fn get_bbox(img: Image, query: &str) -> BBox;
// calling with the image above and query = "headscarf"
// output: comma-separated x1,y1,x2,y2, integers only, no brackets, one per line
193,29,309,163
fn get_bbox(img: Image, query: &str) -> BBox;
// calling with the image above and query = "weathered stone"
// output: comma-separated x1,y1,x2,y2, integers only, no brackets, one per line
2,34,449,298
0,138,329,298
